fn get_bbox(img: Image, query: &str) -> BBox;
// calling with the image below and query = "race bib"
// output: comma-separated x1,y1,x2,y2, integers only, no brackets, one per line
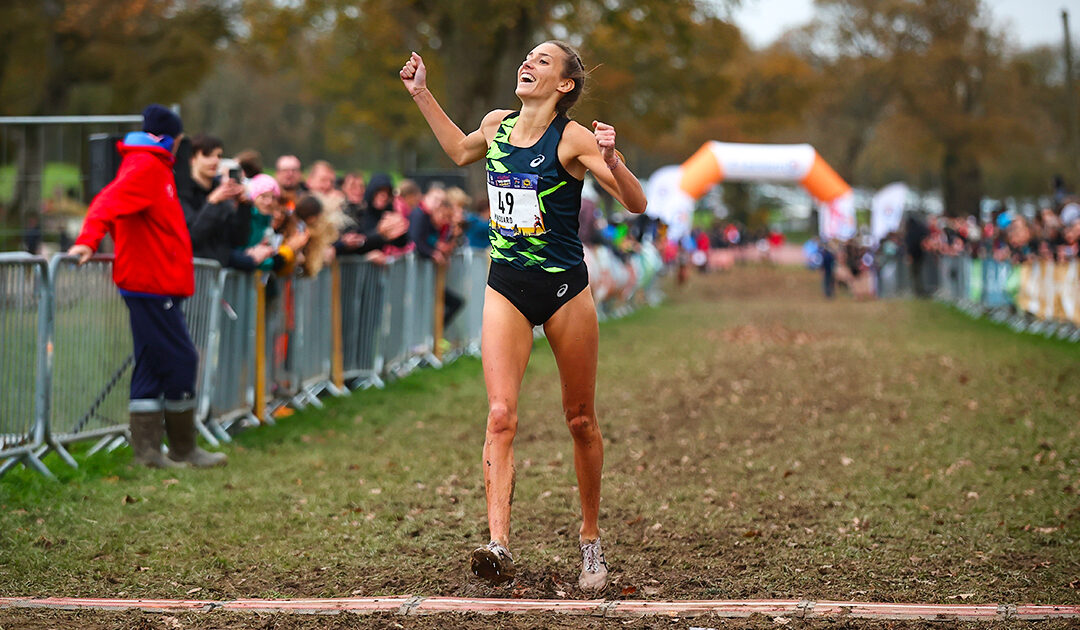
487,172,545,237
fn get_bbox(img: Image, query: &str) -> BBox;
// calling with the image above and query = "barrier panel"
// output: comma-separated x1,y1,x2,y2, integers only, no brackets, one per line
207,269,259,435
982,259,1014,309
380,255,410,375
183,259,224,446
45,255,132,463
289,266,340,406
410,256,440,369
263,276,295,412
339,257,387,388
0,254,51,477
1058,261,1079,325
876,252,911,299
444,247,487,357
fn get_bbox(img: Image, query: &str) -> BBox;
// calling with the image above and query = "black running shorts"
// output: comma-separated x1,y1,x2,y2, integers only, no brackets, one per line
487,261,589,326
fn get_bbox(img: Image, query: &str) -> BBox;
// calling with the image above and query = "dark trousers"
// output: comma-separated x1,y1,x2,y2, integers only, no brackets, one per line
444,290,463,327
124,295,198,405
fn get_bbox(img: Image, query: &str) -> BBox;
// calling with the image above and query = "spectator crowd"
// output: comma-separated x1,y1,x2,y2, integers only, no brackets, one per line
171,134,663,288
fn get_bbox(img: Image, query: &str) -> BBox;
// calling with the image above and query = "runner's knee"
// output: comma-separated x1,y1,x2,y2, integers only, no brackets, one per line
565,412,598,440
487,403,517,437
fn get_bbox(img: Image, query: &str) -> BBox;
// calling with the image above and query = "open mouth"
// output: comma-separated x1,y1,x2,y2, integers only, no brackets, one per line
519,72,536,84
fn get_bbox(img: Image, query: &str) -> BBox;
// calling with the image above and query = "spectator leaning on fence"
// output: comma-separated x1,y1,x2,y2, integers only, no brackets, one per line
242,174,308,275
67,104,226,469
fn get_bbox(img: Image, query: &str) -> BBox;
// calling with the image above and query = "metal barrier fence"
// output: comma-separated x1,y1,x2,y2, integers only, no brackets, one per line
0,254,51,477
878,253,1080,342
207,269,259,437
444,247,488,358
1,245,665,477
183,260,225,446
380,255,410,376
46,255,132,463
288,267,341,407
339,257,387,389
410,256,440,369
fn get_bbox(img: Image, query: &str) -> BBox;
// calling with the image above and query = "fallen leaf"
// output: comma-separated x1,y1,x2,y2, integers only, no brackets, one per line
743,530,761,538
122,495,138,505
186,587,202,595
840,456,854,467
621,585,637,595
624,515,643,526
947,593,975,600
774,616,791,625
163,478,180,486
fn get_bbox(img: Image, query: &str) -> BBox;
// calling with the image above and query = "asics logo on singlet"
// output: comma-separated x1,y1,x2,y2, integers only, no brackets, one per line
556,283,568,298
530,154,546,167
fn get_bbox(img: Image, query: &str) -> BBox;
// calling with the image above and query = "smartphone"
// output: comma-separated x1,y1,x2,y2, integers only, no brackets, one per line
228,166,242,182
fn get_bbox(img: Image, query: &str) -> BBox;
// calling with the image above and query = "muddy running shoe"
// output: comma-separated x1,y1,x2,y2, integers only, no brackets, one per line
578,537,609,591
470,541,516,585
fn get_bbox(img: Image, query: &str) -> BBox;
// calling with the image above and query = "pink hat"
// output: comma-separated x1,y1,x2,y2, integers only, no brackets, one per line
247,173,281,200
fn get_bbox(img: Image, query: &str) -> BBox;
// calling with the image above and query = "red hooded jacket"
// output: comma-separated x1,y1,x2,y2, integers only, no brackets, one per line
75,137,194,297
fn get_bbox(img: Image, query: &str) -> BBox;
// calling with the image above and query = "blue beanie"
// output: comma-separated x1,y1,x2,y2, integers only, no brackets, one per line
142,104,183,139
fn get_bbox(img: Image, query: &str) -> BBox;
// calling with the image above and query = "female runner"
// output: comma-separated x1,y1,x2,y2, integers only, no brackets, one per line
401,41,647,591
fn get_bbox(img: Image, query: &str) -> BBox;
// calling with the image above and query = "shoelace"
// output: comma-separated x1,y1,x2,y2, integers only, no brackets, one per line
581,540,605,572
488,541,511,561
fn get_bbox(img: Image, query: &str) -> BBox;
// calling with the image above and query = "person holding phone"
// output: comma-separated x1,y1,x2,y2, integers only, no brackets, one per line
176,134,272,270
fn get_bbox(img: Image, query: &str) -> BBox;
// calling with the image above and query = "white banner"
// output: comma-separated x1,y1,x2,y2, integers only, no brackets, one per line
710,142,817,181
871,182,908,243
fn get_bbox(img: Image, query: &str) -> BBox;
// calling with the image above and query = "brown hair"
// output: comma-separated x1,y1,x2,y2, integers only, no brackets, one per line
235,149,263,178
544,40,585,116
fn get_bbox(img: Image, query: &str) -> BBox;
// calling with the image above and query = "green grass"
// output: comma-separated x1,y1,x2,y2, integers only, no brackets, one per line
1,267,1077,629
0,163,83,204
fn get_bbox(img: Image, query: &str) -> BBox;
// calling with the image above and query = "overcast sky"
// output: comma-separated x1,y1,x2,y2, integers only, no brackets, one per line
730,0,1078,49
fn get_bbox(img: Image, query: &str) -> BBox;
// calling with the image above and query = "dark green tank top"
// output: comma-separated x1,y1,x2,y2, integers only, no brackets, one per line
485,112,584,273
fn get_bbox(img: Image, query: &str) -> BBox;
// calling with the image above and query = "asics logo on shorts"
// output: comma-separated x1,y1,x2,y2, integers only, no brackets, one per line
530,154,546,167
557,283,568,297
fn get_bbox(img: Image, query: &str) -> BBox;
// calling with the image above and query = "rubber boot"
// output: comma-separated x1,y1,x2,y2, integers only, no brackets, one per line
164,408,227,468
129,411,185,468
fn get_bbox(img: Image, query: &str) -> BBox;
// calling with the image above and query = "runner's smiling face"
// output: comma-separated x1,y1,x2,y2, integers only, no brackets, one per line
516,43,573,101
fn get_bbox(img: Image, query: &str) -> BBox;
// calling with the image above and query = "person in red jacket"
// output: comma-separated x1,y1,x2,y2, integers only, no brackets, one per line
68,104,226,469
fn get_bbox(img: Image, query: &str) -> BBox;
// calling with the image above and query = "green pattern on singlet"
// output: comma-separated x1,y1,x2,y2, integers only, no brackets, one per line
484,112,584,273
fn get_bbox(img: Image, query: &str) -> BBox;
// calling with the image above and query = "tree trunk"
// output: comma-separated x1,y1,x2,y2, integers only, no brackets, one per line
941,145,982,218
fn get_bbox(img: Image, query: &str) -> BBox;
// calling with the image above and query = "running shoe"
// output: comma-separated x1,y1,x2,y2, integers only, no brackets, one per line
578,537,609,591
470,540,516,585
